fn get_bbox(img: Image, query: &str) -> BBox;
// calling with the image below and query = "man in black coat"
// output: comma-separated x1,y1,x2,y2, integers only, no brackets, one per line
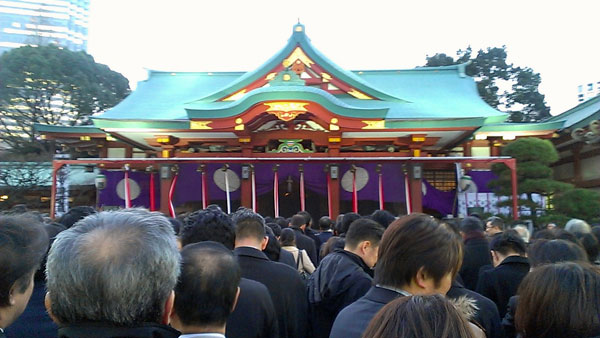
476,230,530,318
447,279,503,338
289,214,318,265
459,216,493,290
307,219,384,338
233,210,308,338
181,209,279,338
330,214,463,338
0,215,48,337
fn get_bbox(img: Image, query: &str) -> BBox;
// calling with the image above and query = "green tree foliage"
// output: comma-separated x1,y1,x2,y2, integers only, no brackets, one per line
425,46,550,122
0,45,130,153
552,188,600,224
488,137,572,224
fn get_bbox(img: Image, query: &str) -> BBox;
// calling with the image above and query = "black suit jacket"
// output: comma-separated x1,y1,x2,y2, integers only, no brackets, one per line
476,255,530,318
447,280,503,338
329,286,404,338
291,228,318,265
227,278,278,338
234,246,308,338
459,233,493,290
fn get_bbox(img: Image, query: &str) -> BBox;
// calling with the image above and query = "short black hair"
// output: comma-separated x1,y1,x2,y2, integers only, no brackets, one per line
340,212,361,235
266,222,282,237
280,228,296,247
375,214,463,289
174,242,241,327
490,230,527,256
318,216,333,230
460,216,484,233
574,233,599,263
345,218,385,249
233,210,266,242
486,216,505,231
181,209,235,249
57,206,96,228
290,214,306,228
370,210,395,229
0,214,49,306
528,239,587,267
297,211,314,229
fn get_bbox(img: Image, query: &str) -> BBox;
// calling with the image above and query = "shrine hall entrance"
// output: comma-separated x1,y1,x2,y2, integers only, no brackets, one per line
257,178,329,220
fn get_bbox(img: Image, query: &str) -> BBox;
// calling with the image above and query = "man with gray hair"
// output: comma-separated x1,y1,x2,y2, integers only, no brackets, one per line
565,218,591,234
45,209,181,338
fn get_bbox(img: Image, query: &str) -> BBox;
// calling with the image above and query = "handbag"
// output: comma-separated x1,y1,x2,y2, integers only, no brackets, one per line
296,249,310,281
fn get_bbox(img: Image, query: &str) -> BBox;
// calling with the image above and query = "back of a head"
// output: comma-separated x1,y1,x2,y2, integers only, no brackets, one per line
233,209,266,242
363,294,475,338
290,214,307,228
370,210,396,229
0,214,49,308
574,232,599,263
528,239,588,267
565,218,591,234
297,211,314,230
512,225,531,243
486,216,505,231
490,230,527,256
516,262,600,338
181,208,235,249
58,206,96,228
174,242,241,328
374,214,463,290
46,209,180,325
340,212,361,235
460,216,484,233
318,216,333,231
279,228,296,247
345,218,385,249
266,222,282,237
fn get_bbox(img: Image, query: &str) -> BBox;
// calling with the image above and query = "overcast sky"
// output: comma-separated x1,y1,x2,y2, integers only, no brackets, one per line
87,0,600,116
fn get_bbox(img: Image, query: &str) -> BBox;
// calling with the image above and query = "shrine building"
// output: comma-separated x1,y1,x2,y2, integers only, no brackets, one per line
36,23,598,219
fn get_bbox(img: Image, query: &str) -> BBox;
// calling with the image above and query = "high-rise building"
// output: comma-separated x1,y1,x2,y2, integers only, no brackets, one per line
0,0,89,55
577,81,600,103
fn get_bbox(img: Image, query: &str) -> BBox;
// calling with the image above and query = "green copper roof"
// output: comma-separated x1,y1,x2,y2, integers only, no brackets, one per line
91,23,507,129
196,23,403,103
544,94,600,130
34,124,104,134
94,71,243,121
353,66,506,120
477,121,565,132
186,86,389,119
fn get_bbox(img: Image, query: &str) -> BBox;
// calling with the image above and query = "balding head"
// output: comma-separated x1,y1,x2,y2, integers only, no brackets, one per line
46,209,180,326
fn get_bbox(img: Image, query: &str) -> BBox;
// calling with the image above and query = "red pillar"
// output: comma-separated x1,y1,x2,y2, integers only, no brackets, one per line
241,167,252,208
506,159,519,220
330,171,340,219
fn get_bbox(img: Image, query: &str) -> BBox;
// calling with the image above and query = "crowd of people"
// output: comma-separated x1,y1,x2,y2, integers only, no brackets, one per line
0,204,599,338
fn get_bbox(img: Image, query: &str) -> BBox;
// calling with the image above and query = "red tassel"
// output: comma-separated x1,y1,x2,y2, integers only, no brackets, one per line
124,169,131,208
149,172,156,211
168,174,178,217
327,172,332,218
352,171,358,213
378,173,384,210
274,170,279,217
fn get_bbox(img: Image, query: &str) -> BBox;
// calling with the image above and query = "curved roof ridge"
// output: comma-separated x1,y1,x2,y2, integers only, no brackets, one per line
194,23,406,103
353,62,470,73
